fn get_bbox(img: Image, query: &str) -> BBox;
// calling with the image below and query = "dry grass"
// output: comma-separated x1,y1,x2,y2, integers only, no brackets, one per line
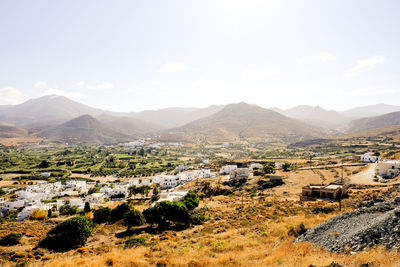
16,196,386,267
2,184,400,266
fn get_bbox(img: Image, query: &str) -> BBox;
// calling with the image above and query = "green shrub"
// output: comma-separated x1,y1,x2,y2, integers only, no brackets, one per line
123,209,145,230
189,208,209,225
93,206,111,223
39,216,93,251
59,204,78,216
143,201,189,228
181,192,199,211
0,233,23,246
125,237,146,248
111,203,131,222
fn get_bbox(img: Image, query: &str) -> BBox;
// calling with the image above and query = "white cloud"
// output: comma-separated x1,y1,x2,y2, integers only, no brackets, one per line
297,52,335,65
241,67,281,80
347,56,386,76
34,81,48,89
78,81,114,90
43,88,86,99
157,61,186,73
0,87,29,105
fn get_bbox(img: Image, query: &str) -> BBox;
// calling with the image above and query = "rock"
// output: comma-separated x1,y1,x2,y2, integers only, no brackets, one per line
295,198,400,253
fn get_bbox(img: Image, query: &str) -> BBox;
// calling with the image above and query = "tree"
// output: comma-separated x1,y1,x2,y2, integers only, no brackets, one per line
374,151,381,157
38,160,50,168
282,163,291,172
111,203,131,222
84,202,91,213
93,206,111,224
263,162,275,174
59,204,78,216
0,188,5,196
39,216,93,251
0,233,23,246
181,193,199,211
123,209,145,230
143,201,189,228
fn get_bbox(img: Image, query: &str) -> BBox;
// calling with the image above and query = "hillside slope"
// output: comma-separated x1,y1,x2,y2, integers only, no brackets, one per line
162,102,327,143
130,105,224,128
38,115,132,144
0,95,104,127
347,111,400,133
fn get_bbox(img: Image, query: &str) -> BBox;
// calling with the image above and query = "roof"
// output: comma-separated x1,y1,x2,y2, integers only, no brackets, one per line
325,184,341,190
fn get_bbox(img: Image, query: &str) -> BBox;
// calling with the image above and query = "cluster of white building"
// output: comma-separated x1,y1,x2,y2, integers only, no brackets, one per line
0,167,213,221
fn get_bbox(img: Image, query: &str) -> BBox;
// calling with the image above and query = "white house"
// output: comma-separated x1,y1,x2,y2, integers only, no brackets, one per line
85,193,105,205
57,197,84,210
376,160,400,178
361,152,380,163
230,168,250,180
250,163,263,170
154,175,179,188
220,165,237,175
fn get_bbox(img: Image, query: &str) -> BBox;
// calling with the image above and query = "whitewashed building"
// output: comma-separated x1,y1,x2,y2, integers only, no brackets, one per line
376,160,400,178
230,168,250,180
361,152,380,163
57,197,84,210
250,163,263,170
220,165,237,175
154,175,179,188
85,193,105,205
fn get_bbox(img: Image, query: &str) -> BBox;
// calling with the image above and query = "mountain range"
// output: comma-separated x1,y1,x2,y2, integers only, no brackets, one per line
1,95,400,145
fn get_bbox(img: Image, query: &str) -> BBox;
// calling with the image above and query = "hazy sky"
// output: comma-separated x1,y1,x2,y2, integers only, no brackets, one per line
1,0,400,111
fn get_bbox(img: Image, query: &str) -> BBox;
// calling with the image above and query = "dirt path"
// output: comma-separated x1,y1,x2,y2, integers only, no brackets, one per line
349,163,400,185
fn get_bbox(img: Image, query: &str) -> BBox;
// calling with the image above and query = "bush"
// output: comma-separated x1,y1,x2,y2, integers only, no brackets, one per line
288,223,307,237
59,205,78,216
93,206,111,224
29,209,48,220
39,216,93,251
181,192,199,210
312,207,335,214
111,203,131,222
125,237,146,248
0,188,6,195
0,233,23,246
143,201,189,228
123,209,145,230
189,207,209,225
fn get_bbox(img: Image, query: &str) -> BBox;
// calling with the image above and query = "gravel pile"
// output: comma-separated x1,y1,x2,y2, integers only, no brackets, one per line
296,197,400,252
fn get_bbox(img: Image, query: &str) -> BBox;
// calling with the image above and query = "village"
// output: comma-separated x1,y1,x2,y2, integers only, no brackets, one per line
2,149,400,223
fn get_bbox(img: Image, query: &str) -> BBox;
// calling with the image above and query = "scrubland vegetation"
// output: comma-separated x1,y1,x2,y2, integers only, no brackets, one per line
1,142,400,266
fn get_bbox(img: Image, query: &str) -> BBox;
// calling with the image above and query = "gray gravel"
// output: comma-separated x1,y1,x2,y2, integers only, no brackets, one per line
296,197,400,252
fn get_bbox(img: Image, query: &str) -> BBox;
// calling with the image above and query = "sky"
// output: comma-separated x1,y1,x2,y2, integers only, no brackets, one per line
0,0,400,112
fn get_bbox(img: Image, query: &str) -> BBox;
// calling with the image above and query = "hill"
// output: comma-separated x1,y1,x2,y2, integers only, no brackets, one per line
96,114,162,135
37,115,132,144
347,111,400,133
162,102,327,143
0,123,29,138
277,105,350,129
0,95,104,127
340,103,400,119
130,105,224,129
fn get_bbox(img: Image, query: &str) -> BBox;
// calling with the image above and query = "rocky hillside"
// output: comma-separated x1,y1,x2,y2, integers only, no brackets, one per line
296,198,400,252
